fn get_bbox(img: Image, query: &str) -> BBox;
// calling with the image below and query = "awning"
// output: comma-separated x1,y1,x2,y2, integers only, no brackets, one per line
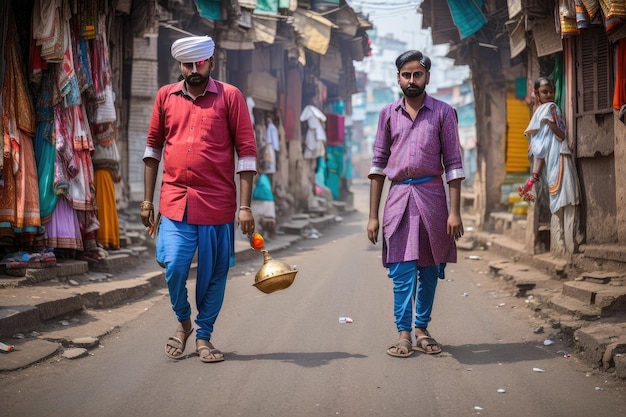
219,14,278,50
253,15,277,44
292,9,338,55
320,45,342,84
506,18,526,59
420,0,461,45
219,25,256,50
357,16,373,31
324,5,360,37
532,18,562,57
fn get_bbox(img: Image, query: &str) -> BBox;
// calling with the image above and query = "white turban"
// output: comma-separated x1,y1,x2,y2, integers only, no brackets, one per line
171,36,215,62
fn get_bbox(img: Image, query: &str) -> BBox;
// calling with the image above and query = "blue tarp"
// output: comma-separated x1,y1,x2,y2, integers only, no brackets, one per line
194,0,221,21
447,0,486,39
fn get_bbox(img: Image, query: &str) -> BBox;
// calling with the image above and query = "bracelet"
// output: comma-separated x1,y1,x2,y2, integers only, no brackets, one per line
140,201,154,210
239,205,252,212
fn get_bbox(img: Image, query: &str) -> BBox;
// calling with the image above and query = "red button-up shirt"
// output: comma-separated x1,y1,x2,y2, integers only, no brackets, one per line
144,78,257,225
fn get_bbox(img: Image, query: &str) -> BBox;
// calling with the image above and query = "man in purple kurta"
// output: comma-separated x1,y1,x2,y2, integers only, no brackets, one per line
367,50,465,358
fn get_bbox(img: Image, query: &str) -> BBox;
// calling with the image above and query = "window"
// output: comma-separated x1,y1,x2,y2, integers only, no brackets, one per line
576,27,613,115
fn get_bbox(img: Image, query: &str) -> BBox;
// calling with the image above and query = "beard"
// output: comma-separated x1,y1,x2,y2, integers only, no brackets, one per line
402,84,425,98
184,71,210,87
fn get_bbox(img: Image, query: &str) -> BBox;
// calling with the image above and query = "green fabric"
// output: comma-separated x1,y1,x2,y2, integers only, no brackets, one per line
255,0,278,14
515,77,527,99
194,0,222,21
252,174,274,201
316,157,327,187
325,145,344,200
550,54,565,112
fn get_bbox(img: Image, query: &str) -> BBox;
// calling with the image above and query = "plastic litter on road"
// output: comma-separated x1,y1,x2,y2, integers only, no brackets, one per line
338,317,353,323
0,341,15,352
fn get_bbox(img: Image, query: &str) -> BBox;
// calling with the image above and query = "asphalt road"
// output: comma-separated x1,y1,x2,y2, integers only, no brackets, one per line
2,182,626,417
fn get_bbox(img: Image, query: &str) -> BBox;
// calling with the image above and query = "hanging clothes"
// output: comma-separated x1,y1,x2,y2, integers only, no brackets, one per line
91,14,120,250
300,104,327,159
0,12,41,250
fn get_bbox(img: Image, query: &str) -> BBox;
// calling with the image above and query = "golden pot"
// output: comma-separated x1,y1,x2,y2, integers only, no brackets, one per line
253,250,297,294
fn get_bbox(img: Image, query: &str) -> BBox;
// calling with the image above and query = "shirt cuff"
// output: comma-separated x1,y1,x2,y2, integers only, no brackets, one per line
445,168,465,183
237,156,257,173
368,166,386,178
143,146,162,161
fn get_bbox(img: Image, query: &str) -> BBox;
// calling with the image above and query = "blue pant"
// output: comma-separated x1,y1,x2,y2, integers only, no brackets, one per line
387,261,442,332
156,214,234,341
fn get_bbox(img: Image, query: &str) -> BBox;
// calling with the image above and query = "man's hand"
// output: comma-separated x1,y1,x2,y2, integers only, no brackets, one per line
140,201,154,228
367,218,380,244
238,207,255,235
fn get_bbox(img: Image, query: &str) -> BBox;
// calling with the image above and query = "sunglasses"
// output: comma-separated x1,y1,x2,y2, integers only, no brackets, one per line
181,59,209,71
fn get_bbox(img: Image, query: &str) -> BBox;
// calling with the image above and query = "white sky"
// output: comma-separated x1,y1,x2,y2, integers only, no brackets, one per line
347,0,469,93
347,0,431,51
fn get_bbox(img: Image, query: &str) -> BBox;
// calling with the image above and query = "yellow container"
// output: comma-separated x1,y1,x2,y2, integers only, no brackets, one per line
508,192,523,205
512,201,529,215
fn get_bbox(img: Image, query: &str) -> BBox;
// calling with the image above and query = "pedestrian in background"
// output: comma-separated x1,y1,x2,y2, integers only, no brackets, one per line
140,35,257,363
520,76,582,255
367,50,465,358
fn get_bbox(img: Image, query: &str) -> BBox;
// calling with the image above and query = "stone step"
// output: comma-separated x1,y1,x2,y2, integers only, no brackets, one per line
548,293,602,320
87,247,150,274
579,270,626,284
330,200,349,213
562,280,626,312
0,260,90,286
0,270,165,339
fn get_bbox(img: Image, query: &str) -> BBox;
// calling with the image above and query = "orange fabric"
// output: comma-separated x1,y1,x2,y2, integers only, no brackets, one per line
15,131,41,229
614,38,626,109
95,169,120,249
1,15,39,230
549,155,565,196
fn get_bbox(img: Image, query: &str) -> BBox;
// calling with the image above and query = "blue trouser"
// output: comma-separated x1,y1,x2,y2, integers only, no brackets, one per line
387,261,442,332
156,214,234,341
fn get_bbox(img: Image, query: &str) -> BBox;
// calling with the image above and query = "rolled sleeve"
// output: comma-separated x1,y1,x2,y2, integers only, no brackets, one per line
368,166,386,178
143,146,162,161
237,156,257,173
445,168,465,183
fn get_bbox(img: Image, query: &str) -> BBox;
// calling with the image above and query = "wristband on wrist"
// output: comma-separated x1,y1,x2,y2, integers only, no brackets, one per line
140,201,154,210
239,205,252,212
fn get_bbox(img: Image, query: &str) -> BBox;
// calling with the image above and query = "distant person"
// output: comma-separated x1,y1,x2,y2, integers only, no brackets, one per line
367,50,465,358
141,35,257,363
265,114,280,173
519,76,582,255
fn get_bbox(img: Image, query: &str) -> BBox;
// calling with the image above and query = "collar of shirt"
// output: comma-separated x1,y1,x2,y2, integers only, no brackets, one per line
393,92,434,113
172,77,219,98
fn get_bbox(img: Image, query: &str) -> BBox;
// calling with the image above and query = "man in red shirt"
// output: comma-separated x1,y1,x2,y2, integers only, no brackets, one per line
140,36,257,363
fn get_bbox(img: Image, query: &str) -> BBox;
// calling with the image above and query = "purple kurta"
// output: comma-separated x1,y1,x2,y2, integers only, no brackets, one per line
370,94,464,267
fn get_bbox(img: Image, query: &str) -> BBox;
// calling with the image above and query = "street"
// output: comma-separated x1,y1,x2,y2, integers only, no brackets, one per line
1,181,625,417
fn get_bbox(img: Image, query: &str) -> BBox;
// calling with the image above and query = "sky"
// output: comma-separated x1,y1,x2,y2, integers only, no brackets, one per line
346,0,431,51
347,0,469,91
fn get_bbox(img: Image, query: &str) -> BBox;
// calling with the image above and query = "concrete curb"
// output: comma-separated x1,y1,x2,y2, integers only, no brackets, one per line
0,214,335,371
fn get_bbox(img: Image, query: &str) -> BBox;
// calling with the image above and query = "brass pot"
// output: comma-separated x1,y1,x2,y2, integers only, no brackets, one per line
253,250,298,294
